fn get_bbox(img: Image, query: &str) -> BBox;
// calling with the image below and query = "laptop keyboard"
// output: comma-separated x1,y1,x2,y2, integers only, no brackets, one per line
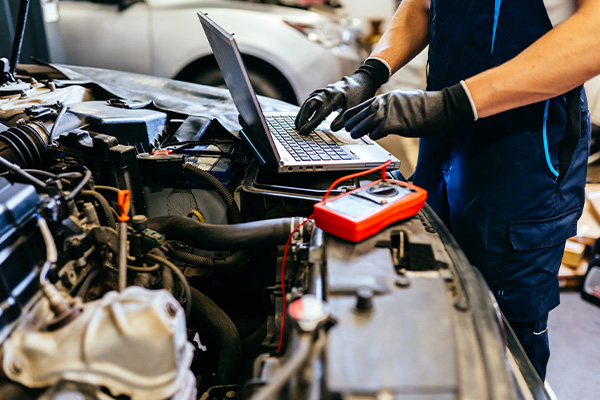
265,115,352,162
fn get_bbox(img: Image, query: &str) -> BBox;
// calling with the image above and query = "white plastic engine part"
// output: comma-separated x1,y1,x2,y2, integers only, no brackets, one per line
2,286,195,400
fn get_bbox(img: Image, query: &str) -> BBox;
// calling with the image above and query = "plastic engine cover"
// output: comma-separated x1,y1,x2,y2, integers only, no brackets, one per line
2,287,196,400
67,101,167,150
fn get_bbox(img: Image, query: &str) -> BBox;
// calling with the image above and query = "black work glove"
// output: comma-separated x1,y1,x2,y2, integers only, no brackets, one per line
295,58,390,135
342,83,475,140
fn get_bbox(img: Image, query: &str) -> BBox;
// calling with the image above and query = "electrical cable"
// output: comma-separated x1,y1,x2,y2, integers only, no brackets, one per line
127,263,161,272
94,185,121,195
187,209,205,223
38,215,72,317
38,216,57,287
145,252,192,322
75,267,100,299
182,162,242,223
64,168,91,201
48,104,69,145
0,155,46,190
79,190,116,228
22,169,54,180
23,168,72,186
276,160,392,353
250,334,313,400
276,216,312,353
55,171,83,180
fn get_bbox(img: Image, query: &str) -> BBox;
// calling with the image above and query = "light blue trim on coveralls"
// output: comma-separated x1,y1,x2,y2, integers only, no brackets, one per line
543,100,560,178
491,0,502,53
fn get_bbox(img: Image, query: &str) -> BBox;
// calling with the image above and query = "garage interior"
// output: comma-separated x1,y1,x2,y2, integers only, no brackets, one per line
0,0,600,400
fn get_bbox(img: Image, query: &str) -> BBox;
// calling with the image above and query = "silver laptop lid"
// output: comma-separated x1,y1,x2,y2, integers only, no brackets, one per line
198,11,279,165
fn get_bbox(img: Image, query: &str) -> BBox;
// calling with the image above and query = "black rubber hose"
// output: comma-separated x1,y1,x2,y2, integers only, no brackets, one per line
0,155,46,190
161,264,174,293
0,382,33,400
65,168,92,201
182,163,242,223
148,216,300,251
48,104,69,145
249,334,313,400
168,248,213,268
188,286,242,385
168,247,247,269
79,190,116,228
75,267,100,299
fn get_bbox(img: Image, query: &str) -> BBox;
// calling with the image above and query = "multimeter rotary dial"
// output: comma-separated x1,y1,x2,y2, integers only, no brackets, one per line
366,182,400,197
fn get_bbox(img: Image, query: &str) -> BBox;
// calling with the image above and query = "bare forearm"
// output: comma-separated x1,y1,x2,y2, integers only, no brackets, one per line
369,0,430,73
466,0,600,118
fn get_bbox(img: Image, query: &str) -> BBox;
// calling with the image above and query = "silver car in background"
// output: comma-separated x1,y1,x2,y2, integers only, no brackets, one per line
44,0,364,105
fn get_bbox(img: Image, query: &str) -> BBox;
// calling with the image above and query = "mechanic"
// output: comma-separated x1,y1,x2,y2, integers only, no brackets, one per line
295,0,599,380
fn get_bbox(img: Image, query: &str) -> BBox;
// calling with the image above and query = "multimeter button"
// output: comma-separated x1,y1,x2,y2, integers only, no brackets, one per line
367,184,399,197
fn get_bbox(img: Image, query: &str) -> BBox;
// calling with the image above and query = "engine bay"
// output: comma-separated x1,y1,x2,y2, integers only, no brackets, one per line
0,61,540,400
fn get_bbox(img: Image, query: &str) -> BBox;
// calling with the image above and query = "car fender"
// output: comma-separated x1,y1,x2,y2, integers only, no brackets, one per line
148,3,360,102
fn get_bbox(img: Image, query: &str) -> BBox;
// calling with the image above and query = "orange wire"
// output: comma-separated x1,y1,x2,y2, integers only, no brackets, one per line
321,160,392,201
276,160,392,353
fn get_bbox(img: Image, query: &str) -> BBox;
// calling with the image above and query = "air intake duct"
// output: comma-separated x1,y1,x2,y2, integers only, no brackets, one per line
0,122,49,169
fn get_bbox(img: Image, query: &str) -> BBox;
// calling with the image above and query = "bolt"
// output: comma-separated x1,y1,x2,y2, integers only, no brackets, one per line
225,391,237,399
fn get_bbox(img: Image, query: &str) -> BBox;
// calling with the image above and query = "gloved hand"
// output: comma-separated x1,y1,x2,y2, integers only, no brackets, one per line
342,83,476,140
295,58,390,135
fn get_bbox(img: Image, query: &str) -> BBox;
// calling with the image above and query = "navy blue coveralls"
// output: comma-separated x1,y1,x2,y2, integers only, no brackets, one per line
413,0,591,379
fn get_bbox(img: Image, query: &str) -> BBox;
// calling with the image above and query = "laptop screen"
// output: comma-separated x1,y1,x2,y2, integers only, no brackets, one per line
198,12,278,164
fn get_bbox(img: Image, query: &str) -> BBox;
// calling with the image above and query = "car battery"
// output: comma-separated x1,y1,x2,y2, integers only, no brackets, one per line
137,139,244,224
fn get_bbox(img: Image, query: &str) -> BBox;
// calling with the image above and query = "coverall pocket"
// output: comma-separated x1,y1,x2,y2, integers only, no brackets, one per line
508,208,580,251
498,209,580,321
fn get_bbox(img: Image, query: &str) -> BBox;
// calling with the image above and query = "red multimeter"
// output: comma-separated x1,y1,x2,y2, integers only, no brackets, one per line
313,180,427,242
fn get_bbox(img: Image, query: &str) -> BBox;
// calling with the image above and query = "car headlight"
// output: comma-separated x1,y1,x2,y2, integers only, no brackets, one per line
284,17,362,50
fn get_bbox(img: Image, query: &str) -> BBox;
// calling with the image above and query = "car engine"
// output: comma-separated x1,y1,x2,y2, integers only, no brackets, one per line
0,57,542,400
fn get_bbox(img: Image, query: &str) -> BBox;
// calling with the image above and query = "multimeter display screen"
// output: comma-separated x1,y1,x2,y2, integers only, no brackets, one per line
324,195,381,219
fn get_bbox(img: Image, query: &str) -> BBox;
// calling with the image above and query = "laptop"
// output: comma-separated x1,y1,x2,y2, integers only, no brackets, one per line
198,11,400,173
